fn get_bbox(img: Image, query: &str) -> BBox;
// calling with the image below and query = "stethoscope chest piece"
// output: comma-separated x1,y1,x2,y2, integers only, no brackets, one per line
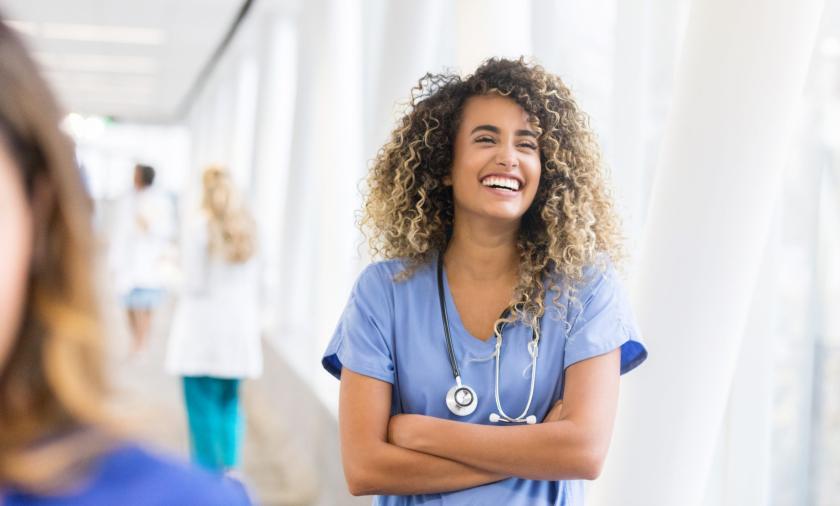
446,382,478,416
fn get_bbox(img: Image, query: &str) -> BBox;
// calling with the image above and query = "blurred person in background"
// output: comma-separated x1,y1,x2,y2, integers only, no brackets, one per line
108,162,176,353
0,16,251,505
322,58,648,505
166,165,262,474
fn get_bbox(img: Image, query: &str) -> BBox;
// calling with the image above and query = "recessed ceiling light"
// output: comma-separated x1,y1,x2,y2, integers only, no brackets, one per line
61,113,106,140
34,52,159,74
41,22,165,45
73,95,155,106
46,72,155,97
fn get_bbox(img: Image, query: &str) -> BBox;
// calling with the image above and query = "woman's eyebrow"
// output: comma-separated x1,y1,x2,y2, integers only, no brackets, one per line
469,124,538,138
470,124,500,135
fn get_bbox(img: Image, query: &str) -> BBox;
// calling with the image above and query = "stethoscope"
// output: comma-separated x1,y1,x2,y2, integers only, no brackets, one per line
437,255,540,425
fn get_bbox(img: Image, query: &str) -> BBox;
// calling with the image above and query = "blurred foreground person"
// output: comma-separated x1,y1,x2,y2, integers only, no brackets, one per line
167,165,262,473
109,162,176,353
0,17,251,505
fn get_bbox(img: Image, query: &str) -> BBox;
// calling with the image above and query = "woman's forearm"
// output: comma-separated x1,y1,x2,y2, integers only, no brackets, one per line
390,352,621,481
389,415,602,481
346,440,507,496
339,368,508,496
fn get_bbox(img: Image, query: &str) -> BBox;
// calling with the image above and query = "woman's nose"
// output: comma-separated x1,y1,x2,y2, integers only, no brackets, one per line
496,144,519,168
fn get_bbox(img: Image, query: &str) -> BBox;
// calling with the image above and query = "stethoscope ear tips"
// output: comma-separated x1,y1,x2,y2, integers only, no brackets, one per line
488,413,501,423
525,415,537,425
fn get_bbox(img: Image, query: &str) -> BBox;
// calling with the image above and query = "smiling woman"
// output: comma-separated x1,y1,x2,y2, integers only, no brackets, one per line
322,58,648,505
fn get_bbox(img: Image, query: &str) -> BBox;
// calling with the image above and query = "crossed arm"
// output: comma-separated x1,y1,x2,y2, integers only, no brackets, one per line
338,348,621,496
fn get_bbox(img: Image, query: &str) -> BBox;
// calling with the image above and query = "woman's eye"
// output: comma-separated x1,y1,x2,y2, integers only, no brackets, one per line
475,136,495,144
519,142,538,150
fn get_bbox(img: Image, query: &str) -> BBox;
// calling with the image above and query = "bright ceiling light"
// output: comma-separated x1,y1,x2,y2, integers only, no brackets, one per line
34,52,159,74
62,113,107,141
41,22,165,45
74,95,154,106
47,73,156,96
62,112,85,138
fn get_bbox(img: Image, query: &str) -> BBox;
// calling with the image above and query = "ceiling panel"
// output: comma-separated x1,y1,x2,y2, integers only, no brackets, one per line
1,0,246,122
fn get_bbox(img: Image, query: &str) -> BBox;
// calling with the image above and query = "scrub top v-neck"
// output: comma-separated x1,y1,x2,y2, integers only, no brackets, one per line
323,257,647,506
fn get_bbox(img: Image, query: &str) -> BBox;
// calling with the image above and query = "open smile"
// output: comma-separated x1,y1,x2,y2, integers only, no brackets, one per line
479,174,523,193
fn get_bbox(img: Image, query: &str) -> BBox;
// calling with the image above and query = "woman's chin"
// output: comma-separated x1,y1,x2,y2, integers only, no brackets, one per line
476,207,528,224
454,201,531,226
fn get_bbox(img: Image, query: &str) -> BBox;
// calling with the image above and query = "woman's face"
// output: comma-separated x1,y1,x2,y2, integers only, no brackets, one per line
0,142,32,372
448,94,542,226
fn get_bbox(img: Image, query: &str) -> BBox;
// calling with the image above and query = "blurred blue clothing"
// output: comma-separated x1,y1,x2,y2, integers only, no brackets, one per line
122,287,165,310
2,443,252,505
322,256,648,506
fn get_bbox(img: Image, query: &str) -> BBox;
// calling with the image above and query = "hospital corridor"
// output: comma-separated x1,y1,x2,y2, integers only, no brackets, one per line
0,0,838,505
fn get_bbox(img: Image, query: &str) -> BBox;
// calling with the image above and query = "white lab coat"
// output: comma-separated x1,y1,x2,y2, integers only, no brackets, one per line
109,187,177,295
166,211,263,379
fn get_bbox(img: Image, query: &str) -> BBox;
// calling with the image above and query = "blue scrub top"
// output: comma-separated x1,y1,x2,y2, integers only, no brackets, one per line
1,442,252,505
323,257,647,506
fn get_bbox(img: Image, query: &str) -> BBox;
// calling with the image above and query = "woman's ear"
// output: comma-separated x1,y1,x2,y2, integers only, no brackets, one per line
443,174,452,186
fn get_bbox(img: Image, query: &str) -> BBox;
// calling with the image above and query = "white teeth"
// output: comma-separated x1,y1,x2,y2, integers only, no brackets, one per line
481,176,520,191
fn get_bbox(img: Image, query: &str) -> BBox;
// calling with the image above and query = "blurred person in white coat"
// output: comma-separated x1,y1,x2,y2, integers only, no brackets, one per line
166,165,262,473
109,164,176,352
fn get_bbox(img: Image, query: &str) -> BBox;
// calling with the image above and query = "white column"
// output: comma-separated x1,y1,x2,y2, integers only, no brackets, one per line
230,54,259,190
608,0,650,258
700,234,776,506
720,243,776,505
309,0,366,413
590,1,825,505
249,11,298,355
530,0,616,141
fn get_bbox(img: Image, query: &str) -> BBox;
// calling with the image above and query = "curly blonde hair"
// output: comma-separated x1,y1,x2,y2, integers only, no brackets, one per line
361,57,623,331
201,165,256,264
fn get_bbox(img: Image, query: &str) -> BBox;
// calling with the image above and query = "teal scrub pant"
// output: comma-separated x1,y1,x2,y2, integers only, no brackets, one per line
182,376,242,471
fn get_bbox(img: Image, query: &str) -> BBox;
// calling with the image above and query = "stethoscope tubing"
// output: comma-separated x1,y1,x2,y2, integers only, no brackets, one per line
493,323,540,422
436,254,463,382
437,253,540,423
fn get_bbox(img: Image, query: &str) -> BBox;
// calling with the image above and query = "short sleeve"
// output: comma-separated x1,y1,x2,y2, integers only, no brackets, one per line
563,263,648,374
322,263,395,384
